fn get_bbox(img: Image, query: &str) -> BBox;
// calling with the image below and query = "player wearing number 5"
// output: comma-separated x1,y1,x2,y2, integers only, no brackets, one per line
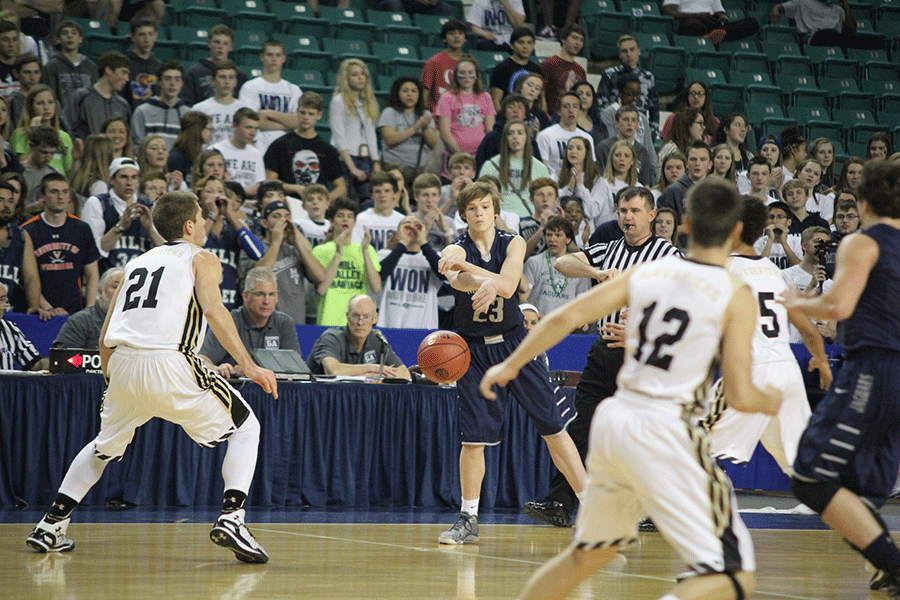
481,179,782,600
27,191,279,564
436,181,587,544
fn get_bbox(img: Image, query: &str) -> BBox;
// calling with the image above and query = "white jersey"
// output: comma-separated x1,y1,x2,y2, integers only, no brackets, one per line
211,139,266,189
727,255,796,364
192,97,248,147
617,255,739,407
105,242,207,353
352,208,404,251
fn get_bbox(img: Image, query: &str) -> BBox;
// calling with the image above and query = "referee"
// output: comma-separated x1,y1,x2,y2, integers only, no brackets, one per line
524,186,681,527
0,282,47,371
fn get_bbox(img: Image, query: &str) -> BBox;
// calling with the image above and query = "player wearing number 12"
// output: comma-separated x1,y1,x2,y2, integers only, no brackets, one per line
481,179,782,600
26,191,279,564
436,182,587,545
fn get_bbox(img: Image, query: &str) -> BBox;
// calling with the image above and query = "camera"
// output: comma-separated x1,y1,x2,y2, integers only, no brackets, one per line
215,198,227,209
813,237,838,279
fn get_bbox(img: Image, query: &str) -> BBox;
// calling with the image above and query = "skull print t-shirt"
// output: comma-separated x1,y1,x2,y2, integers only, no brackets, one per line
263,131,344,189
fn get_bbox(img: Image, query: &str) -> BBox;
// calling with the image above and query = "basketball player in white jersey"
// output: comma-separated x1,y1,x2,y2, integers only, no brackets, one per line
481,179,782,600
706,198,832,474
26,191,278,564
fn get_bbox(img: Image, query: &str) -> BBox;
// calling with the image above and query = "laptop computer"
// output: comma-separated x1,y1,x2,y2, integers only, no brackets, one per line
251,349,312,381
49,348,103,374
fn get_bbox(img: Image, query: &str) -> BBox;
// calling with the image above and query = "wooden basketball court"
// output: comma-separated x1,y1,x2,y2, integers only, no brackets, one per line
4,509,885,599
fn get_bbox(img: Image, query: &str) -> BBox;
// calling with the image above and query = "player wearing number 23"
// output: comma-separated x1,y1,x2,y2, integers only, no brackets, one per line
435,182,587,545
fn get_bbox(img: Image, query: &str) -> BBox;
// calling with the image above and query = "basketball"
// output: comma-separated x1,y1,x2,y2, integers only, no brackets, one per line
417,330,470,384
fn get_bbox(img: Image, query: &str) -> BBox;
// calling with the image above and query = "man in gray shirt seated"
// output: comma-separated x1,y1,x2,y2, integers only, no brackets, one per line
199,266,301,378
52,268,125,349
306,294,411,379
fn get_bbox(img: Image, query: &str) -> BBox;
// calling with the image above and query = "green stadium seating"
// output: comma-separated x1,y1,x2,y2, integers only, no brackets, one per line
168,0,227,29
321,38,378,72
580,0,617,16
371,42,423,76
367,10,423,47
220,0,276,31
684,67,727,86
413,14,453,47
731,71,773,87
719,39,760,54
634,15,676,37
270,1,328,37
759,24,796,44
647,46,685,95
319,7,377,42
709,83,743,114
731,52,769,74
585,12,632,60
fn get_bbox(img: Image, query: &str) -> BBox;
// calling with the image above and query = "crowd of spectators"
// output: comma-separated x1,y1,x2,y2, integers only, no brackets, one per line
0,0,891,370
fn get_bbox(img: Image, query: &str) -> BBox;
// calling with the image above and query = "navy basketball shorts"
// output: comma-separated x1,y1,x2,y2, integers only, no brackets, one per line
793,350,900,506
457,328,574,444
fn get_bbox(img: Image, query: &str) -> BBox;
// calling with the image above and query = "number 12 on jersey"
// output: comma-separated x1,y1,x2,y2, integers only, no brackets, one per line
634,301,691,371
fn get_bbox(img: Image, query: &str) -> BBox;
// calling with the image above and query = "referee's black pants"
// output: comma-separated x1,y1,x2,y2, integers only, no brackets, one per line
544,337,624,514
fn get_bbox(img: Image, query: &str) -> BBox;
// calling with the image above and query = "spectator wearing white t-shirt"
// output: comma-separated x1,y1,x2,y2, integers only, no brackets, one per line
238,40,302,158
191,59,248,148
212,107,266,198
352,172,405,251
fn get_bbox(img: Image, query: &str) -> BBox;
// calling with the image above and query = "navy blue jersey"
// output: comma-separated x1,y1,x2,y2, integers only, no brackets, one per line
23,215,100,314
97,194,155,273
204,220,244,310
451,228,524,339
0,223,25,309
845,224,900,353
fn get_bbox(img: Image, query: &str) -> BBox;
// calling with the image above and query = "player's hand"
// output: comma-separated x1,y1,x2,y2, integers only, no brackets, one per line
601,322,627,348
472,279,498,314
809,356,833,390
214,363,239,378
777,286,803,311
245,364,278,399
595,268,619,282
480,362,520,400
438,254,468,274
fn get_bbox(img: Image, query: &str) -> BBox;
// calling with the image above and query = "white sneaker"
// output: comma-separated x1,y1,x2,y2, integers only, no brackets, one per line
210,509,269,563
439,512,479,544
25,518,75,553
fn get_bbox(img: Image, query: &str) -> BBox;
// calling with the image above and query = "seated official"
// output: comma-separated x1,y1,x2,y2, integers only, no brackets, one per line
0,282,48,371
199,266,301,378
306,294,411,379
52,267,125,349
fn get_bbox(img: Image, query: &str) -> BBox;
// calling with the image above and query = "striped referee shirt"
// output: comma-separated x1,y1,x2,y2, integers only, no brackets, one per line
0,319,42,370
584,234,682,327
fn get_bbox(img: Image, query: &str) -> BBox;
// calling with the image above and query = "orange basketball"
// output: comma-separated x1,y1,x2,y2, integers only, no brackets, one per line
417,330,470,384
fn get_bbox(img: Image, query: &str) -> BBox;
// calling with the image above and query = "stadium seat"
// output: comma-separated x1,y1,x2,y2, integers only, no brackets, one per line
759,24,797,44
292,70,330,95
789,88,830,109
731,71,773,87
709,83,743,114
167,0,227,29
581,0,617,16
620,1,659,15
760,40,802,63
367,11,423,47
787,106,832,126
806,122,845,147
865,61,899,81
774,55,814,78
647,46,685,95
684,67,727,86
585,12,633,60
634,15,676,37
321,38,378,72
232,30,268,61
719,39,760,54
413,14,453,47
270,1,328,37
167,26,211,59
848,48,887,63
220,0,276,31
319,7,377,42
745,85,783,111
371,42,423,76
632,32,672,54
469,50,508,76
731,51,769,74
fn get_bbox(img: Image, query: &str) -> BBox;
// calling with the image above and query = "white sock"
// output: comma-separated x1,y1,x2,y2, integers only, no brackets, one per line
58,440,109,502
221,413,260,494
462,497,479,516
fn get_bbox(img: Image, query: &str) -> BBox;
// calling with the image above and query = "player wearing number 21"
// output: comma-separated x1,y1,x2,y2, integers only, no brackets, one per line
27,191,278,564
481,179,783,600
435,181,587,545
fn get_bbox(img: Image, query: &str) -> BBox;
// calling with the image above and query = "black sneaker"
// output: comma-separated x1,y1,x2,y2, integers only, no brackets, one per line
523,500,571,527
25,518,75,553
872,568,889,591
638,518,658,532
210,509,269,563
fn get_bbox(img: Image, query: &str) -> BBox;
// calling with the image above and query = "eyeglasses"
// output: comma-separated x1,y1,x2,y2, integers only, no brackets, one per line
348,313,374,323
689,90,706,98
834,214,858,221
247,291,277,300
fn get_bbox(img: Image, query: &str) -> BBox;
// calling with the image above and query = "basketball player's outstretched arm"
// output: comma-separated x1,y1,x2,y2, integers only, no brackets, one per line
553,251,618,281
721,285,782,416
194,251,279,399
788,308,834,390
439,237,525,297
480,269,632,398
780,232,878,321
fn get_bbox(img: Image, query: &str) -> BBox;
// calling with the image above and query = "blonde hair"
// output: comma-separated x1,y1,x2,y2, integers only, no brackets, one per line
71,133,113,197
711,143,736,184
603,140,637,185
335,59,379,123
137,134,168,174
17,84,60,132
